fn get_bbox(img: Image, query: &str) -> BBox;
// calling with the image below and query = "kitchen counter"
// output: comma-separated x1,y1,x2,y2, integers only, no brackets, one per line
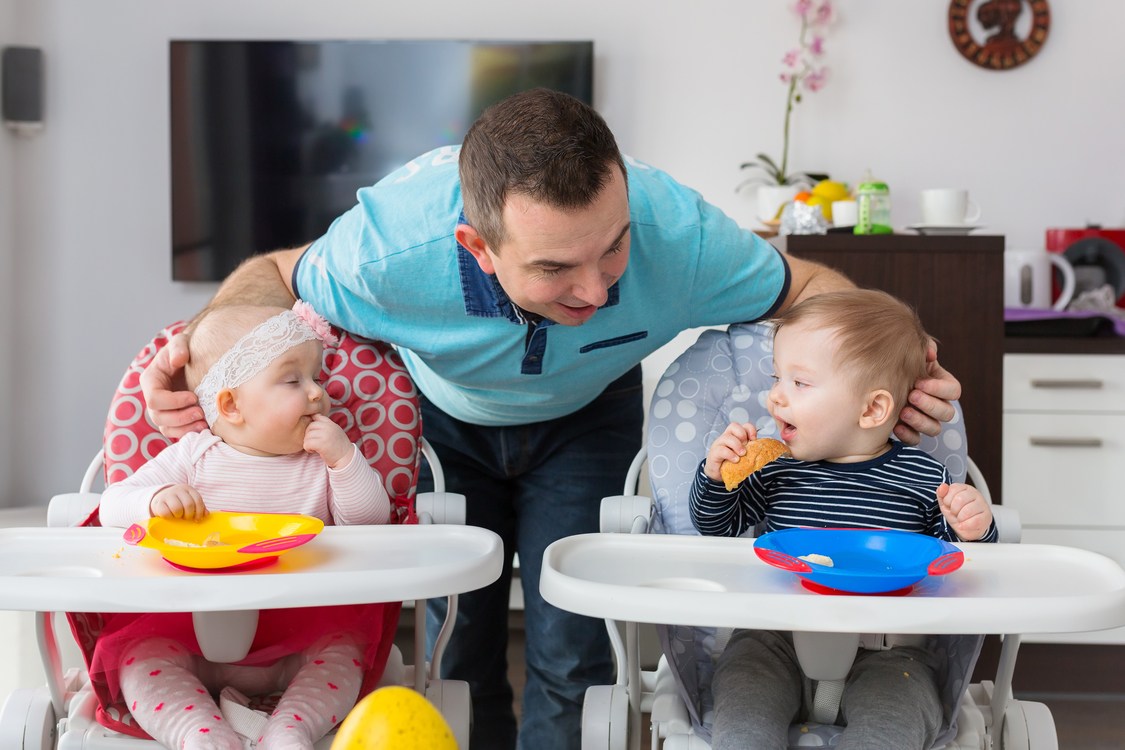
1005,336,1125,355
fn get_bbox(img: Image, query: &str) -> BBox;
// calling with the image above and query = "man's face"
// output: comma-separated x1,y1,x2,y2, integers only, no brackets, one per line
460,167,631,326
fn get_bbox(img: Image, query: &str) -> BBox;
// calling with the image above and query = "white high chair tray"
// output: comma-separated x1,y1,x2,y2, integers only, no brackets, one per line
0,525,503,613
541,534,1125,635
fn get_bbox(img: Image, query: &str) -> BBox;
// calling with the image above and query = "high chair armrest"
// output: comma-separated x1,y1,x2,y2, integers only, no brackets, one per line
47,492,101,528
600,495,653,534
991,504,1022,544
416,491,466,525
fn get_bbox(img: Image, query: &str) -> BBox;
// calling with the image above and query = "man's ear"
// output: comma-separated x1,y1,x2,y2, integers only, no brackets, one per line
455,224,496,275
859,389,895,429
216,388,243,425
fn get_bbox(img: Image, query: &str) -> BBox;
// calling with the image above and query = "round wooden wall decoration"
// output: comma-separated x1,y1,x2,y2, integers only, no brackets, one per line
948,0,1050,70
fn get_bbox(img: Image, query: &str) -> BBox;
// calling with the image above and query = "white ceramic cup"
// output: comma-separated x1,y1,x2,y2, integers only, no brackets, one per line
920,188,981,226
831,199,858,228
1004,249,1077,311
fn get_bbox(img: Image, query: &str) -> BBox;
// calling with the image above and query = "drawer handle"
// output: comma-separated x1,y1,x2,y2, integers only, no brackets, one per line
1029,378,1104,389
1029,437,1104,448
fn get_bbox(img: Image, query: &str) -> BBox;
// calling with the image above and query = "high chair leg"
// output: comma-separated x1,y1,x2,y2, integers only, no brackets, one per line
991,634,1021,734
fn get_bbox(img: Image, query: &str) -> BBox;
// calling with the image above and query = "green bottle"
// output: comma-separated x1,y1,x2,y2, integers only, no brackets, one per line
854,174,893,235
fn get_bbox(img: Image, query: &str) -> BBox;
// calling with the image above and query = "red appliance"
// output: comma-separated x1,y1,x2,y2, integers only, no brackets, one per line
1046,227,1125,306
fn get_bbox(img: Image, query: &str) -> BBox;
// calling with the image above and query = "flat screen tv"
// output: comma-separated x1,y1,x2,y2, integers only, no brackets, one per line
170,39,594,281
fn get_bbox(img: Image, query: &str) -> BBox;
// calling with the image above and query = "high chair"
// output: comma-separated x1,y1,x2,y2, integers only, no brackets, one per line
0,322,503,749
539,321,1125,750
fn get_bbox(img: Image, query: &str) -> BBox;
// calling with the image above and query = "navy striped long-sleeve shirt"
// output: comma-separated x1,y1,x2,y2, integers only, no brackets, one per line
689,441,998,543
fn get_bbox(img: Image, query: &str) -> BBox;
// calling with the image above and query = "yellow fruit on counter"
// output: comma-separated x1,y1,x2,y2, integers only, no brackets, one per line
811,180,850,203
330,686,458,750
806,195,832,221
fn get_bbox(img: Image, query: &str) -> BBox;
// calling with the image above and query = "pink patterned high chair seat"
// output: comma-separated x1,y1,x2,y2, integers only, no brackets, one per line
69,321,422,739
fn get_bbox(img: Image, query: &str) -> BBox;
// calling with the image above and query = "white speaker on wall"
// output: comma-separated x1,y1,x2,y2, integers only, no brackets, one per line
2,46,45,135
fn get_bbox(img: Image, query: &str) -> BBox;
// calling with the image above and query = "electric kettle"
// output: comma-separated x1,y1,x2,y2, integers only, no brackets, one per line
1004,248,1076,311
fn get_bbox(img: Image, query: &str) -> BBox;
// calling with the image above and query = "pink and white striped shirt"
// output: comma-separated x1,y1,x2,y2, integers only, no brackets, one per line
99,430,390,528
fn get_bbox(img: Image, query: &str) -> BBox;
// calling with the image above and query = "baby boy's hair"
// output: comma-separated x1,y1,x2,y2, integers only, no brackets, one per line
772,289,930,410
184,305,289,392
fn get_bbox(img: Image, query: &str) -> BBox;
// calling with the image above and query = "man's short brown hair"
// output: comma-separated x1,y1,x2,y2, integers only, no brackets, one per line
458,88,626,248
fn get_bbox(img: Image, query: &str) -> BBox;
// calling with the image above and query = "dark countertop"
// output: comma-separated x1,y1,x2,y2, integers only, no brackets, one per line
1004,337,1125,355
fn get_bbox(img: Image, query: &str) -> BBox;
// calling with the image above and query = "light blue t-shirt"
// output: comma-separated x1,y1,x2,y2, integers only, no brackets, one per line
294,147,788,426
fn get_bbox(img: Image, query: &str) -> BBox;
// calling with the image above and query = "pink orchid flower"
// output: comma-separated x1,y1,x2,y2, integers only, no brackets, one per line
803,68,829,92
815,2,835,26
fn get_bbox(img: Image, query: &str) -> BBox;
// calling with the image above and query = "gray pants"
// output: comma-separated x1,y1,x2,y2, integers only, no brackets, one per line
711,630,943,750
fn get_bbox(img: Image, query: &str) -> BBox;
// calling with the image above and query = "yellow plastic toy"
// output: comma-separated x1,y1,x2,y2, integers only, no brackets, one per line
330,686,458,749
123,511,324,572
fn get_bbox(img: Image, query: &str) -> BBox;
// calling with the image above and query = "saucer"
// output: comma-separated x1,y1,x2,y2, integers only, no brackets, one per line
906,223,984,236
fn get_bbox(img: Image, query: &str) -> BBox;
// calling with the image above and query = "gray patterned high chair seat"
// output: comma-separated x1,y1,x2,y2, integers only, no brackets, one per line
645,320,981,748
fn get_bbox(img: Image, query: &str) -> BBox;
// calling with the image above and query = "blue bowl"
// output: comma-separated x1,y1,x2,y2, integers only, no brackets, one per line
753,528,963,594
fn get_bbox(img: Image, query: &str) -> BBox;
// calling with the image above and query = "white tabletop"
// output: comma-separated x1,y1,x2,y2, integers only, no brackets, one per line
0,524,503,613
540,533,1125,635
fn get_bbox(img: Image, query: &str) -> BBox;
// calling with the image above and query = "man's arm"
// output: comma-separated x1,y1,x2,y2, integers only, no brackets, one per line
775,253,854,312
142,245,308,438
190,245,307,331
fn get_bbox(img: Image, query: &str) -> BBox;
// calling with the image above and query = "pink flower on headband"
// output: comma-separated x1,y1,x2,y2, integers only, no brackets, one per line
292,300,340,347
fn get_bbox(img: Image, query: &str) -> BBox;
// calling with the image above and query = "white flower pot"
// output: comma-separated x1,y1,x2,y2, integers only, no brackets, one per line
757,184,800,224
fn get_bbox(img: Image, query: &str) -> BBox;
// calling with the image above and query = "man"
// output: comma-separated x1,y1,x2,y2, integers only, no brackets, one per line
143,88,959,750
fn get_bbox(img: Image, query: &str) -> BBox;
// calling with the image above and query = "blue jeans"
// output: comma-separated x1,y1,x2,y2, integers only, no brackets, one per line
419,365,644,750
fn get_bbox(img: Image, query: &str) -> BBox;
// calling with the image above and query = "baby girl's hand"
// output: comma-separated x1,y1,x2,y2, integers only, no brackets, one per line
703,422,759,484
936,482,994,541
304,414,354,469
150,484,208,520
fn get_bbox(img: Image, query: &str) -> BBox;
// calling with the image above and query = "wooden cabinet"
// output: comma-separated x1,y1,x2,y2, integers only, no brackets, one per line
787,234,1005,499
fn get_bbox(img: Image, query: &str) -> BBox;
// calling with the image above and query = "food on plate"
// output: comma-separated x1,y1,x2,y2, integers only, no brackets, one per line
720,437,791,491
798,553,835,567
162,532,223,548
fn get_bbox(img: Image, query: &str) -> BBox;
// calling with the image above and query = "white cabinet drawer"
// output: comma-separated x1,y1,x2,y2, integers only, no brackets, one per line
1002,412,1125,526
1004,354,1125,412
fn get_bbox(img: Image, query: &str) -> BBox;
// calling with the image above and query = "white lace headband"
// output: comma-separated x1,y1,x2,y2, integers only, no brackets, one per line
194,301,339,426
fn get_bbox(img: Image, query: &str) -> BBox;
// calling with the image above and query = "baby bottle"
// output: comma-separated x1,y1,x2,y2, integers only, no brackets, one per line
853,171,892,235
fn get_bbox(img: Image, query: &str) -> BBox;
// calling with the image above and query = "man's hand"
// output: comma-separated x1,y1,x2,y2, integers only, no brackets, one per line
936,482,993,542
150,484,208,520
894,340,962,445
140,333,208,439
304,414,354,469
140,246,307,439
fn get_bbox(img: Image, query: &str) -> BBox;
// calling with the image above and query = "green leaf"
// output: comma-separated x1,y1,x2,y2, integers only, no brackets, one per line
756,153,780,171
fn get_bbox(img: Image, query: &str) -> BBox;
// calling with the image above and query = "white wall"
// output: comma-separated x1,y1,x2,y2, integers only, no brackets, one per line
1,0,20,508
3,0,1125,507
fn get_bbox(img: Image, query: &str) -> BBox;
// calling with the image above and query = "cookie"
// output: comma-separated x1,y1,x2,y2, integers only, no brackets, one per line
719,437,790,491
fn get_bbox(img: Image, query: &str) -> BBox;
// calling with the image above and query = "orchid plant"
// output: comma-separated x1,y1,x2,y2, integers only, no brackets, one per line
738,0,834,190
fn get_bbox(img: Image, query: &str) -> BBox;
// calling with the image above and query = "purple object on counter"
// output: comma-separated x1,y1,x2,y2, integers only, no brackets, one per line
1004,308,1125,337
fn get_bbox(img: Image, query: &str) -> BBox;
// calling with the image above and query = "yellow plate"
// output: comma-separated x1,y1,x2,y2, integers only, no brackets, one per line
123,511,325,572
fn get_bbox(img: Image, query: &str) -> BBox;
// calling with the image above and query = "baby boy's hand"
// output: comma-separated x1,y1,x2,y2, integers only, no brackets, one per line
150,484,208,520
704,422,759,484
936,482,993,541
303,413,354,469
